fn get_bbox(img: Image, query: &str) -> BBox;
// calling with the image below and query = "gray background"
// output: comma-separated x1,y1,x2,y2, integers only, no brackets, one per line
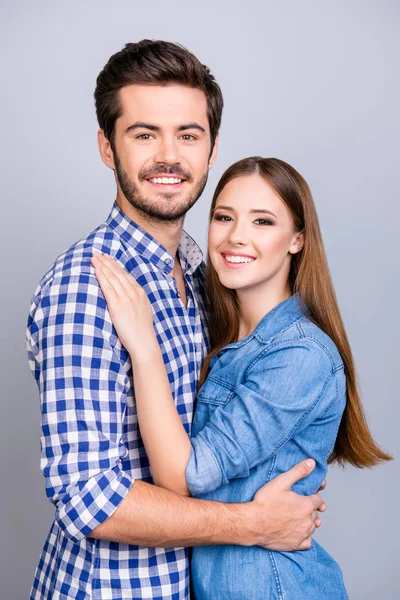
1,1,398,598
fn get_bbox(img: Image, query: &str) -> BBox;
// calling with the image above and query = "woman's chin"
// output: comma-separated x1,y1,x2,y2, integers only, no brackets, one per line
216,271,249,291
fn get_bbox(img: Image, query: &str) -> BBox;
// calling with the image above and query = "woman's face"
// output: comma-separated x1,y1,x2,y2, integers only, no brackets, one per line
208,174,303,294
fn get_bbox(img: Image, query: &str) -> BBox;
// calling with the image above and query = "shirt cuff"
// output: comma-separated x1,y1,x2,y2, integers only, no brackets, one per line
185,435,223,496
55,461,134,543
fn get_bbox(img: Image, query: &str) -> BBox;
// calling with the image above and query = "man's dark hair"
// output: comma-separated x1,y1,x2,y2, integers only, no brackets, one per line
95,40,223,151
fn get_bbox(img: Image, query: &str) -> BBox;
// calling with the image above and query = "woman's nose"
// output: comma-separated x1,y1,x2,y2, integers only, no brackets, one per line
227,223,249,246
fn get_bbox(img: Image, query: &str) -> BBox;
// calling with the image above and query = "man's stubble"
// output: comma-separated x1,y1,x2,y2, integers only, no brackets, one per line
114,152,209,225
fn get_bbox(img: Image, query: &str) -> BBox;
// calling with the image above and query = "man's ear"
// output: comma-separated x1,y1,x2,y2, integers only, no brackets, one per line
208,133,220,170
289,231,304,255
97,130,116,170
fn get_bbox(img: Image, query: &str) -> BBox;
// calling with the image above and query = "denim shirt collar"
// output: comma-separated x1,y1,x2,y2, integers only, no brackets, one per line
106,202,203,275
223,293,307,353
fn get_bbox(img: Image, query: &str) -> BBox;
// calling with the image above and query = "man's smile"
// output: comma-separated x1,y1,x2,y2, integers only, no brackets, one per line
144,173,187,192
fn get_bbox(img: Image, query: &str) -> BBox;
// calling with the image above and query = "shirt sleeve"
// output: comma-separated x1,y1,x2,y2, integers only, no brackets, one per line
185,339,336,496
26,269,134,543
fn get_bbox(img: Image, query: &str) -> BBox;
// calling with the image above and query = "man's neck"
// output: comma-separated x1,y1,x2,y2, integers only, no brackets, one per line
116,196,184,258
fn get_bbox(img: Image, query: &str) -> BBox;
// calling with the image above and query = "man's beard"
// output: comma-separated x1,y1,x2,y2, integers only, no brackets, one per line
114,153,209,223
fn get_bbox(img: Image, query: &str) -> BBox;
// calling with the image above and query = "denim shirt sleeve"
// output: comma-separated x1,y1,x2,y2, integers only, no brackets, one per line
186,339,336,495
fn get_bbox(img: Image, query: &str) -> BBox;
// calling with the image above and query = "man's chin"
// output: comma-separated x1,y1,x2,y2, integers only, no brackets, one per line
129,200,191,223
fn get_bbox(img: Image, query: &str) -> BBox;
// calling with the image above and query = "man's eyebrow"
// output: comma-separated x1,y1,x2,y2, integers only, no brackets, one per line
125,122,207,135
213,206,277,218
177,123,206,133
125,122,160,133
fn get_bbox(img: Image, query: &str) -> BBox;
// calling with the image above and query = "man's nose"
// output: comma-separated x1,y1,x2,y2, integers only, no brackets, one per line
154,136,181,164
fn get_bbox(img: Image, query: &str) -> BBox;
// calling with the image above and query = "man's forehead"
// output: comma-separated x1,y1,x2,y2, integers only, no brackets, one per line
117,83,209,126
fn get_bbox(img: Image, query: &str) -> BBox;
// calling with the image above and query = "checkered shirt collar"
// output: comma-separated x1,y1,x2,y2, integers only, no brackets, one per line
106,202,204,276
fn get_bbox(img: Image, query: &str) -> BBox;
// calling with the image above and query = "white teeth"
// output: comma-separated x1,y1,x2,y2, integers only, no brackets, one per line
225,255,255,264
149,177,183,184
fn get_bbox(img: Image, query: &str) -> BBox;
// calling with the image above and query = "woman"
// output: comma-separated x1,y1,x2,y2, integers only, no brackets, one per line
91,157,390,599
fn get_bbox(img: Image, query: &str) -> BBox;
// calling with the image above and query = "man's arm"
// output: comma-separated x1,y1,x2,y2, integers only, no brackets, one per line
89,460,325,551
27,270,135,543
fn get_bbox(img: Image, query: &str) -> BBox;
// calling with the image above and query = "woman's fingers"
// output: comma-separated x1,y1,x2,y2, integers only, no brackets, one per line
92,255,126,299
92,254,129,295
93,254,140,295
101,253,137,281
92,259,120,303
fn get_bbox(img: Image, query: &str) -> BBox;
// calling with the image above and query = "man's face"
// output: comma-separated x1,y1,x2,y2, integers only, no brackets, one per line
102,84,218,223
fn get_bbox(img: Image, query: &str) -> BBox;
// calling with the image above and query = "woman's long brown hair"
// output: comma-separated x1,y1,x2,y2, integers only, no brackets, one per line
200,157,391,468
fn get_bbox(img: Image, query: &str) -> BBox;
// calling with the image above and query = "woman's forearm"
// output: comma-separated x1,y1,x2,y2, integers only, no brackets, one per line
130,338,192,495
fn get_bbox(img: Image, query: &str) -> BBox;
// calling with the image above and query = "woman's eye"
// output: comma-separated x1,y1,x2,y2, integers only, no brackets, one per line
214,214,232,222
254,218,274,226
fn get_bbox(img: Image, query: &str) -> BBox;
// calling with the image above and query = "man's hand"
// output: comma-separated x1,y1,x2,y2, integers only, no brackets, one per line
90,460,326,549
248,459,326,551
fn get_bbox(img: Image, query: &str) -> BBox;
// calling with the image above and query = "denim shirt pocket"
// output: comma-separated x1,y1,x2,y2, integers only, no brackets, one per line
197,378,235,406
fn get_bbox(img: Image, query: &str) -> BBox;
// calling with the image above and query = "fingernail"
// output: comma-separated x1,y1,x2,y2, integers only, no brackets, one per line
306,459,315,469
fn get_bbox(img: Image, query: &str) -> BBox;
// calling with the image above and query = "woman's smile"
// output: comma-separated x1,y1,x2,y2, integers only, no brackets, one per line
221,251,257,269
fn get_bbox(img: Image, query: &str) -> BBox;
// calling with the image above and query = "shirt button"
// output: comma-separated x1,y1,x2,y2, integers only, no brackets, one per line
164,258,171,265
176,291,181,298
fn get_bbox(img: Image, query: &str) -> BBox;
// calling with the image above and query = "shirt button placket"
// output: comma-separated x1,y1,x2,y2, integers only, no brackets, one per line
164,257,171,275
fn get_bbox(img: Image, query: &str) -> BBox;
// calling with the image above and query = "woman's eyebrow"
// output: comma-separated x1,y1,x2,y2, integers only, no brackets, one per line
213,206,277,218
249,209,277,218
213,205,233,212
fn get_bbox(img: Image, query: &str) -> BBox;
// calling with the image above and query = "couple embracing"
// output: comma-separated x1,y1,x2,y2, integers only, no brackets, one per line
27,40,390,599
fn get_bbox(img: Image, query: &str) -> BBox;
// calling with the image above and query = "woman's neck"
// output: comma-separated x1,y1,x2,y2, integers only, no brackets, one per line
237,282,292,341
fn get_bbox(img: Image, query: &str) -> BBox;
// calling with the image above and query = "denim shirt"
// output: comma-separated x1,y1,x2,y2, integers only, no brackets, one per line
185,294,349,600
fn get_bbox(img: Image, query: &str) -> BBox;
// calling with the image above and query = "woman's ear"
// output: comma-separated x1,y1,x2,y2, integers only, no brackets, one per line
289,231,304,255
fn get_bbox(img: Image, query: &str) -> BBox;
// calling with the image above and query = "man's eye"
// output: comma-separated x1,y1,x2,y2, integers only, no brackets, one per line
136,134,153,140
254,218,274,226
214,215,232,222
180,134,197,141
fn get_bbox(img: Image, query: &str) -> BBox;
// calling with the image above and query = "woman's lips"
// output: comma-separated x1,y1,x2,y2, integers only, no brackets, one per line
221,253,256,269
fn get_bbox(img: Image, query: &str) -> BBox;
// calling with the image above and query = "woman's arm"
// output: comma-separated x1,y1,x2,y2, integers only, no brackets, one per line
130,339,191,495
91,253,337,500
91,252,191,495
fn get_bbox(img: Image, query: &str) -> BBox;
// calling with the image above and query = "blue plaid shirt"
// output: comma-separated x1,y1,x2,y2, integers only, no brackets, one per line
26,202,209,599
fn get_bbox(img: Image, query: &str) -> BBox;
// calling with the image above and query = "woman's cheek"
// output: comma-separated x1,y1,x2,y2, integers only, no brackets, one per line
208,226,223,258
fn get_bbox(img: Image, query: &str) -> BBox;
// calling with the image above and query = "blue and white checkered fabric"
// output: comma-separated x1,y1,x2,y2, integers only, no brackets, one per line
27,202,209,599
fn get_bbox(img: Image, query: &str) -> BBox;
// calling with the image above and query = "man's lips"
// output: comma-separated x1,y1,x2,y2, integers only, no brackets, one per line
145,174,186,192
221,252,257,269
144,173,187,191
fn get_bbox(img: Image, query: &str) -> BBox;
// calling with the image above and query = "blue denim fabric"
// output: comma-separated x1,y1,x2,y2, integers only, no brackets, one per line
186,294,349,599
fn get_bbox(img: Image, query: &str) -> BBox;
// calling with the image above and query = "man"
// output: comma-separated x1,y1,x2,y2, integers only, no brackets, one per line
27,40,325,599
